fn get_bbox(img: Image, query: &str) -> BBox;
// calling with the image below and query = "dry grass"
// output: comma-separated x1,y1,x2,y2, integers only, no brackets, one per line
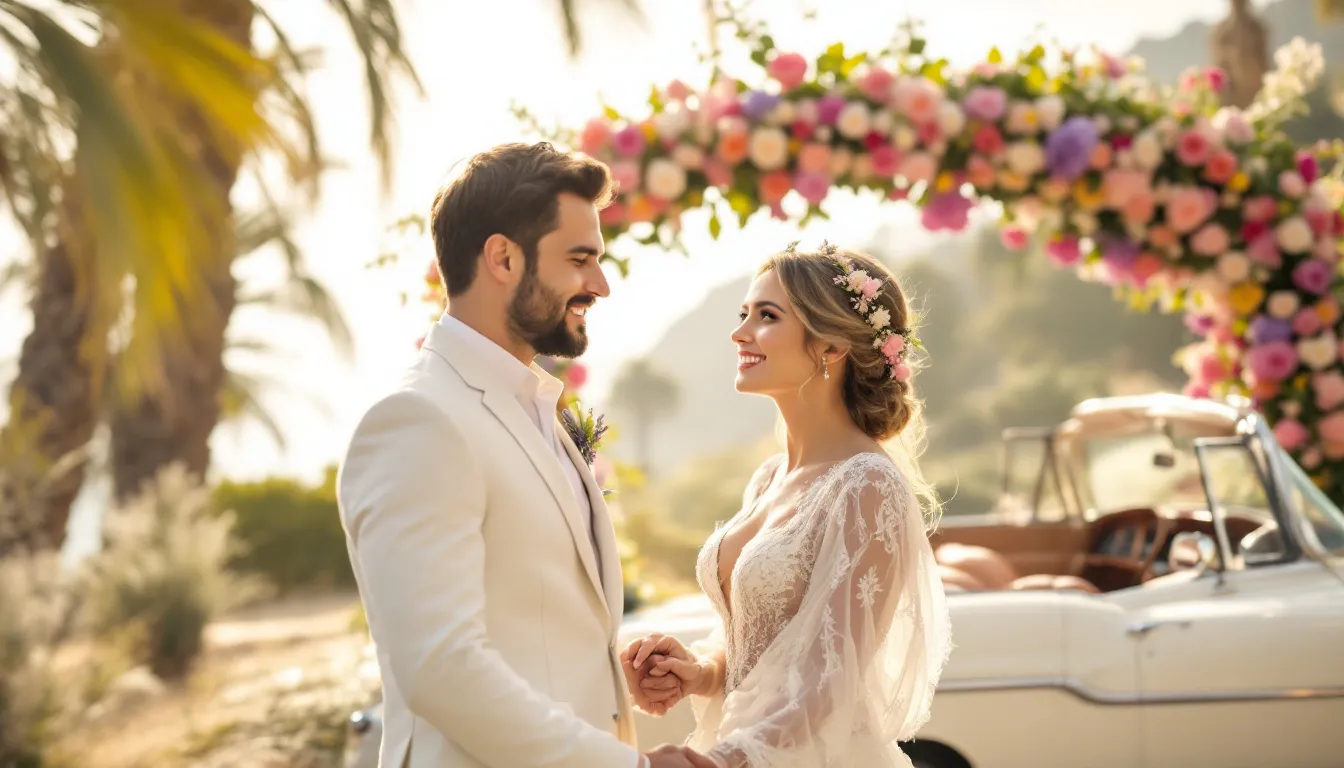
59,592,375,768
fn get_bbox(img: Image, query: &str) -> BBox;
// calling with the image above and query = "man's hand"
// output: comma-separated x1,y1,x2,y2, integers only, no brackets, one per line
644,743,719,768
621,633,699,715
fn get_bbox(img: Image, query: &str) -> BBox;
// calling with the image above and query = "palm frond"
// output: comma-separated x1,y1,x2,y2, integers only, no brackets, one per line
323,0,423,190
219,368,286,449
554,0,646,57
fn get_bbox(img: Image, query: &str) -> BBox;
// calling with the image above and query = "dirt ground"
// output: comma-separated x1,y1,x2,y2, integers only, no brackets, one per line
60,592,374,768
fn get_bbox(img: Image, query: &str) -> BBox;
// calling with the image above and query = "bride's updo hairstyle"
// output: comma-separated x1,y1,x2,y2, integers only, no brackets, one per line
761,243,942,529
761,244,920,441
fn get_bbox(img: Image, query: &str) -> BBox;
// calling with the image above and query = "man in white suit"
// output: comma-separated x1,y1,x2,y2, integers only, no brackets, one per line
337,143,713,768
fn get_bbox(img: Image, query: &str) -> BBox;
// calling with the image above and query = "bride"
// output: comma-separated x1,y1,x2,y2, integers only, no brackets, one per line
620,242,951,768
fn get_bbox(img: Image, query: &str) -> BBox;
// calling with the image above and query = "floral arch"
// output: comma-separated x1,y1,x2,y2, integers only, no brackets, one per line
422,26,1344,500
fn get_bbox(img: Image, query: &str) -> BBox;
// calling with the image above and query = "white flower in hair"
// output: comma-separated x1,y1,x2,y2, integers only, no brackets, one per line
868,306,891,329
846,270,870,293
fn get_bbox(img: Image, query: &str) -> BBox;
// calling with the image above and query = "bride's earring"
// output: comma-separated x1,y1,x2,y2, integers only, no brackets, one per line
822,357,830,380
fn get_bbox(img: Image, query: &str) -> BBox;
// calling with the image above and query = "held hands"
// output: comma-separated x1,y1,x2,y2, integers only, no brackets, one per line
620,632,712,717
644,743,720,768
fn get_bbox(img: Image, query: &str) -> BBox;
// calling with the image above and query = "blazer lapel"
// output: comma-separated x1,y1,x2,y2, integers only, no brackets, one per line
422,323,607,619
558,427,624,626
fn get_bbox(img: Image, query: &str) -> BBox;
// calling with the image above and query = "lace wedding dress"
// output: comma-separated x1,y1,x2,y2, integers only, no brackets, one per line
686,452,952,768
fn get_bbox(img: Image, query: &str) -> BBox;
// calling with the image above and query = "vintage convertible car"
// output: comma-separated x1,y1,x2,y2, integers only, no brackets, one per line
346,394,1344,768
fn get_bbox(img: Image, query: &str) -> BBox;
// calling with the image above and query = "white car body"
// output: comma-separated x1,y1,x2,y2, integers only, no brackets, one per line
349,394,1344,768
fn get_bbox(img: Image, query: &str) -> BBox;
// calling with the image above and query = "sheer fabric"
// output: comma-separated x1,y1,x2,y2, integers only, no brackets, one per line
687,452,951,768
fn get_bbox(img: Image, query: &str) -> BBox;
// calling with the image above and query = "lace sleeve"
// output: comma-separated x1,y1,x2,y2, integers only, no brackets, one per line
706,458,951,768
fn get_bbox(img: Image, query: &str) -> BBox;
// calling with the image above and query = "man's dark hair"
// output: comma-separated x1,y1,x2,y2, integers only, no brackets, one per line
430,142,615,296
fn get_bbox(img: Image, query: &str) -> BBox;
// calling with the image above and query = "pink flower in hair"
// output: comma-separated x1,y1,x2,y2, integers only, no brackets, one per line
892,361,912,382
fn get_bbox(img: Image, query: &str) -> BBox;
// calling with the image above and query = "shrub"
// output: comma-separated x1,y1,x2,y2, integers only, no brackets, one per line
0,552,77,767
213,466,354,594
84,464,268,680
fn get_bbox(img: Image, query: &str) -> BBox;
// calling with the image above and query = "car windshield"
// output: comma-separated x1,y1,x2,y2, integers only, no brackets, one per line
1067,422,1234,520
1280,448,1344,556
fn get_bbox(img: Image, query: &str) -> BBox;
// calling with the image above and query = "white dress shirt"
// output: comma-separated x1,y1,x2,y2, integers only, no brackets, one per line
437,314,600,569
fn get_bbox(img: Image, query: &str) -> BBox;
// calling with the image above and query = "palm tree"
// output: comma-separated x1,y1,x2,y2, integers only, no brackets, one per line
0,1,287,552
103,0,418,503
610,358,680,475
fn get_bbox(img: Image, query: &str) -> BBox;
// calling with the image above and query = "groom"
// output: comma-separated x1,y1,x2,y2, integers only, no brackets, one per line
337,142,711,768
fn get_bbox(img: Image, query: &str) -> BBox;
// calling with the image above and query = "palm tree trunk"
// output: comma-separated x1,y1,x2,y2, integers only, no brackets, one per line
107,0,252,502
1,194,98,553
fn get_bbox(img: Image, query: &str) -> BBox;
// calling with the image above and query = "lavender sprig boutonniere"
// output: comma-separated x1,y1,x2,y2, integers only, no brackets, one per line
560,402,608,468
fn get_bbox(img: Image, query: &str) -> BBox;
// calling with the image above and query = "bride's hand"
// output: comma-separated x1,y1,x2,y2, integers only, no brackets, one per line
622,633,714,713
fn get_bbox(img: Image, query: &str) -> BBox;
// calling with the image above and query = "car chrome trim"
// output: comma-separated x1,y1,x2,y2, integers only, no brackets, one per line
937,677,1344,705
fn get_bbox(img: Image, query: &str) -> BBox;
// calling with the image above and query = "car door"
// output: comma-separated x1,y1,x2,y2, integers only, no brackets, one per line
1132,438,1344,768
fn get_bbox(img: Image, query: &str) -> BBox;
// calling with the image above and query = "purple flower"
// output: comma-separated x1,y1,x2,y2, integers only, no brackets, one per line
1045,116,1100,180
818,94,847,125
1185,313,1217,337
962,86,1008,122
1249,314,1294,344
741,90,780,121
1102,237,1140,267
1246,341,1299,383
612,125,646,158
1291,258,1332,295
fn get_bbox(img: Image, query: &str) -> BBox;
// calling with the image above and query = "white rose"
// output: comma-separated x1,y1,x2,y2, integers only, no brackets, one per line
1279,171,1307,199
829,147,854,177
815,125,834,143
836,102,872,140
767,100,796,126
893,125,918,151
671,145,704,172
1035,95,1065,130
795,99,819,125
936,102,966,136
1005,141,1046,176
846,270,870,292
1072,210,1098,234
1155,116,1179,143
1115,149,1136,170
1314,237,1338,261
1119,115,1139,132
652,108,689,139
1212,107,1255,145
1216,251,1251,282
1132,131,1164,170
1249,156,1269,175
1092,115,1112,134
871,109,894,135
1275,216,1314,253
1298,333,1339,371
748,127,789,171
868,306,892,329
644,158,687,200
1266,290,1300,319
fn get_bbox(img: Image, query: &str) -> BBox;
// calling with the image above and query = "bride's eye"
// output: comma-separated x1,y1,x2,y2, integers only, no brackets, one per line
760,310,777,321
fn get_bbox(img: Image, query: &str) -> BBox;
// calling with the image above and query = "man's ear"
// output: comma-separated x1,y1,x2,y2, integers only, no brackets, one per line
481,233,520,285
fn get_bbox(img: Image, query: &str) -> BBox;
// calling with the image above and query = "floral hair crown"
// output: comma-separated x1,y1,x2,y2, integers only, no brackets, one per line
785,240,919,383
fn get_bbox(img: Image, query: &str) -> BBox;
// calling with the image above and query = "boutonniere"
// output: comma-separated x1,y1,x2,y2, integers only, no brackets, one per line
560,401,608,468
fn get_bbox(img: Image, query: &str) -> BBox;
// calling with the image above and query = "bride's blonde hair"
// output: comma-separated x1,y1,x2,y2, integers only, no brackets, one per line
761,245,943,531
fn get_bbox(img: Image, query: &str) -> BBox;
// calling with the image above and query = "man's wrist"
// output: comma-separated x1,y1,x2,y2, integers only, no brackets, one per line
638,754,651,768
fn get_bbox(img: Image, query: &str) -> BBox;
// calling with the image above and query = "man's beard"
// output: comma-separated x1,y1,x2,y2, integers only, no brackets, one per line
508,266,591,358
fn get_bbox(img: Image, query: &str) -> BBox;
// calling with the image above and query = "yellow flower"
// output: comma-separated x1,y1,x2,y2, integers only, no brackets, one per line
1228,171,1250,193
934,172,956,193
1294,373,1309,391
1231,318,1248,336
1227,282,1265,316
1073,180,1105,211
641,122,659,142
998,170,1029,192
788,138,803,155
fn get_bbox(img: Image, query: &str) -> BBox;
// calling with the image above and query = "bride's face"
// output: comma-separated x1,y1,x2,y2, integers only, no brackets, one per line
731,270,819,395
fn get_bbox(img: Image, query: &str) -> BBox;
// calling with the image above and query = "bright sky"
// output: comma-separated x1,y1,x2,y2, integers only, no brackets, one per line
4,0,1255,505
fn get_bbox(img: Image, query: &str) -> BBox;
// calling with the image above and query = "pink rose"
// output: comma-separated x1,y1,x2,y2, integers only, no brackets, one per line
1175,129,1213,166
1298,151,1320,184
797,143,833,174
1274,418,1311,451
598,201,627,226
870,145,900,177
607,160,641,195
1103,169,1150,208
1292,258,1333,295
1203,150,1238,185
793,171,831,205
892,361,912,382
1123,193,1157,225
899,152,938,183
1165,186,1216,233
703,158,734,187
612,125,647,158
1242,195,1279,223
767,52,809,91
1293,308,1324,336
861,277,882,299
1247,233,1282,267
1000,226,1029,250
962,86,1008,122
881,334,905,361
665,80,692,102
580,118,613,156
1047,236,1082,266
894,78,942,124
1183,381,1212,399
1245,341,1299,383
1315,371,1344,411
1190,224,1230,256
1205,67,1227,92
1319,411,1344,445
859,67,895,103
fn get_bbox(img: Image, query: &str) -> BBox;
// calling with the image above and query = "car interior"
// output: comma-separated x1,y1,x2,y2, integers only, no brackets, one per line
931,404,1286,595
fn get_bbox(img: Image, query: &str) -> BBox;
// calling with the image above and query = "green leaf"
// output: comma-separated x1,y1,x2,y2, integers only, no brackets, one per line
1025,65,1047,91
647,85,664,113
908,38,926,56
825,42,845,59
1025,44,1047,64
709,212,722,240
603,105,621,121
987,46,1003,64
920,59,948,85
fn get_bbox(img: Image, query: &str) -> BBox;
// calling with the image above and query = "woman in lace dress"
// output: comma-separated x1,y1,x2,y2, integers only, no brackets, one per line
620,244,951,768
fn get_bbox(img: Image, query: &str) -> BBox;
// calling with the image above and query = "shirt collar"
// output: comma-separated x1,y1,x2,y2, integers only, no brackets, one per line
437,313,566,410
